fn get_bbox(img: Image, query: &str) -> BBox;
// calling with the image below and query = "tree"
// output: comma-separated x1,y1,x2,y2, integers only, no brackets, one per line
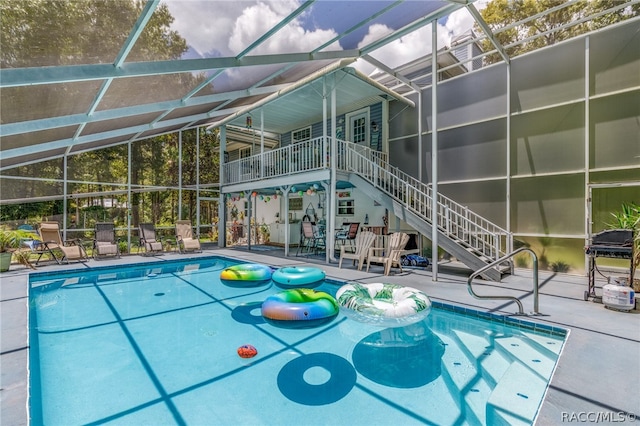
477,0,639,64
0,1,219,226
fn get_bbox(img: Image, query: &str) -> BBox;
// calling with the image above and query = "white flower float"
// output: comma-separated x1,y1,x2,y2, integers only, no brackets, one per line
336,282,432,327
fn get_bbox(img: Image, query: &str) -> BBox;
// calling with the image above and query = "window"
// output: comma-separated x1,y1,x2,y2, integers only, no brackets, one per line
239,147,251,158
291,126,311,143
337,199,355,216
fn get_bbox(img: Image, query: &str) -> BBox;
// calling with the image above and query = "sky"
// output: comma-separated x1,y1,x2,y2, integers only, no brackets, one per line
164,0,488,84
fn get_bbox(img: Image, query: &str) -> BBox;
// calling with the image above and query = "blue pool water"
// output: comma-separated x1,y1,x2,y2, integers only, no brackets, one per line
29,257,566,425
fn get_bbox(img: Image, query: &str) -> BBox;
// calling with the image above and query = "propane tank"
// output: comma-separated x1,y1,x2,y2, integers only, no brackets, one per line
603,277,635,311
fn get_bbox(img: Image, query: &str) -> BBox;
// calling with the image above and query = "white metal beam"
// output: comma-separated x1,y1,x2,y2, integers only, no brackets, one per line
0,50,359,88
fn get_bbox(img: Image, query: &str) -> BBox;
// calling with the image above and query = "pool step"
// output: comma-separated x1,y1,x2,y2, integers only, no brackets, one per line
486,362,548,425
452,330,511,387
493,335,558,379
519,330,564,356
437,334,487,425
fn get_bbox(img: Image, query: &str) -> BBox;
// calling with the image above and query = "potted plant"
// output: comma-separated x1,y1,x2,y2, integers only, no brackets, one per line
0,227,36,272
607,202,640,289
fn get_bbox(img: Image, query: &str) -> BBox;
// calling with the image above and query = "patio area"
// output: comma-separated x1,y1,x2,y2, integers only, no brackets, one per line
2,247,638,425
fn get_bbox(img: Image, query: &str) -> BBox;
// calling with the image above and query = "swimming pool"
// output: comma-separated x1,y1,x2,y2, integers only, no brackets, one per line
29,257,567,425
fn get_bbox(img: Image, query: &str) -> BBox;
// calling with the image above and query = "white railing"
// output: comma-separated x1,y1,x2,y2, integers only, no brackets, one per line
222,136,510,262
223,137,328,184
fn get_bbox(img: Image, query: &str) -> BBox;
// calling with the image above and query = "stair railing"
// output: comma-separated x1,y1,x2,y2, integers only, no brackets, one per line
467,247,540,315
338,139,511,261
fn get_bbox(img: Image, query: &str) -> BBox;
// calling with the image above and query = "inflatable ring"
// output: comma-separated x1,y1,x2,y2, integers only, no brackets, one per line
261,288,339,328
220,263,272,287
272,266,325,288
336,282,431,327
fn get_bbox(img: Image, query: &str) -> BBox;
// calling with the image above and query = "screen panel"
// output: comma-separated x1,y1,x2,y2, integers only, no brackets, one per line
511,38,585,113
511,174,584,235
511,103,585,176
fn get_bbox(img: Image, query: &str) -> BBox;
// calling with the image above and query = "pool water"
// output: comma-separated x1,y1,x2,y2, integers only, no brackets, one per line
29,257,566,425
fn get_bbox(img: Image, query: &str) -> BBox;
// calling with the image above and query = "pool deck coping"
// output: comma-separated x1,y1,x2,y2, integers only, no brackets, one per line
2,247,639,425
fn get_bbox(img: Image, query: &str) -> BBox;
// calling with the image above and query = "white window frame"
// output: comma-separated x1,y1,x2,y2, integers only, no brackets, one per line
291,126,312,143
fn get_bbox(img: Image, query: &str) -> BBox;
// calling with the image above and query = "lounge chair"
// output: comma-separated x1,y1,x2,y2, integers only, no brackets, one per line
338,231,377,271
366,232,410,275
335,222,360,252
38,221,88,264
93,222,120,259
175,220,201,253
296,221,324,256
139,223,164,255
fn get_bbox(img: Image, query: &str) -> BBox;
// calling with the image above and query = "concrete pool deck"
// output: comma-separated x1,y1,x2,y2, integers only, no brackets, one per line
2,247,639,425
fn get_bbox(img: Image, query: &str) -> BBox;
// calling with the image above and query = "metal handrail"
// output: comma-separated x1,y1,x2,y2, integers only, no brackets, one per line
467,247,540,315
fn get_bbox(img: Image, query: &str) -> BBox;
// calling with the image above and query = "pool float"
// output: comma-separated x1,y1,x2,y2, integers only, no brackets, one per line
220,263,272,286
336,282,431,327
272,266,325,288
261,288,339,328
237,344,258,358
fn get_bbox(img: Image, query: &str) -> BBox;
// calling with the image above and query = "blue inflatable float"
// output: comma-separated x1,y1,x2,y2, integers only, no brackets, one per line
272,266,325,288
220,263,273,287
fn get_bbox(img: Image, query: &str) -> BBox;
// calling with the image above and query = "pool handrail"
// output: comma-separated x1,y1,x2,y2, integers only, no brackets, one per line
467,247,540,316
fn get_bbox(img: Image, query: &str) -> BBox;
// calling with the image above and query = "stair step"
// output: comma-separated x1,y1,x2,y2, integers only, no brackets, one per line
486,362,547,425
438,334,487,425
453,330,511,387
494,336,558,379
519,331,564,356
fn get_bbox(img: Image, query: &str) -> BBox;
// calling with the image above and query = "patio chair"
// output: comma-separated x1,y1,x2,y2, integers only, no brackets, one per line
138,223,164,255
296,221,324,256
334,222,360,252
93,222,120,260
366,232,410,275
338,231,376,271
175,220,201,253
38,221,88,264
16,225,51,265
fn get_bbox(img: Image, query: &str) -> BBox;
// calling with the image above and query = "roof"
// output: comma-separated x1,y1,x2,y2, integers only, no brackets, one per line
1,0,636,170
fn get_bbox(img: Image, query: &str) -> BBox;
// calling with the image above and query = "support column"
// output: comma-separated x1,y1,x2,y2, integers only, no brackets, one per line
218,126,227,248
178,130,183,219
506,62,512,253
329,75,338,262
127,141,132,251
584,36,591,274
431,22,439,281
196,127,201,232
63,154,68,240
281,185,292,256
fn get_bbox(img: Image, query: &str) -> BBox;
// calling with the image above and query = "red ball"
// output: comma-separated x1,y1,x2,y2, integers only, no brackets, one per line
237,344,258,358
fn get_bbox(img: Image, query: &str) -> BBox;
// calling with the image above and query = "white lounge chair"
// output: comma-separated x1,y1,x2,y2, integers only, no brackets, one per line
366,232,410,275
339,231,377,271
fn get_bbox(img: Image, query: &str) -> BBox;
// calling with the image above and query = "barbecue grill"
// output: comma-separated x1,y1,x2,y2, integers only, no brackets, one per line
584,229,634,301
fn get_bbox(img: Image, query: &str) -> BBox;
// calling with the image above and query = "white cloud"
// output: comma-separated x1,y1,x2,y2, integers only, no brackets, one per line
353,2,490,76
165,0,339,58
165,1,248,57
165,0,490,83
353,22,449,76
229,1,338,55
